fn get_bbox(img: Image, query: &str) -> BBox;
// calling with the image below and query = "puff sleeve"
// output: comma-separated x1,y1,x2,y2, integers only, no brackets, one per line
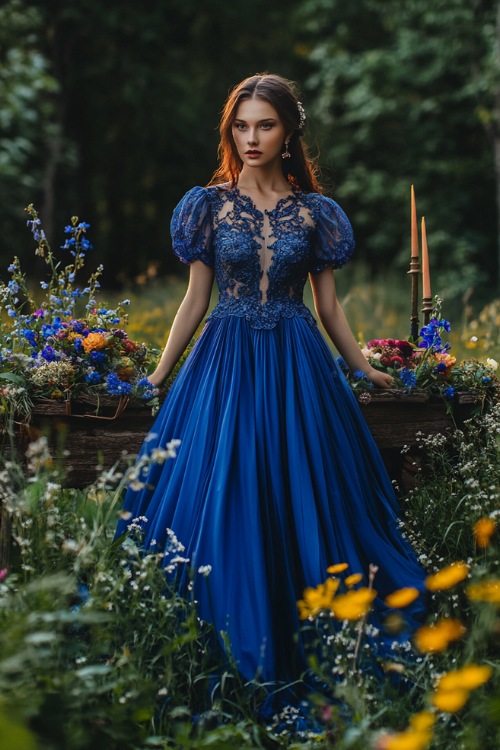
310,195,355,273
170,186,214,267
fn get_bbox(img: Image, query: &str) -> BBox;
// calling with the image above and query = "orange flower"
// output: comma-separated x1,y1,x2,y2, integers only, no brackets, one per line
330,587,377,620
384,727,433,750
409,712,436,732
431,688,469,713
473,518,497,549
384,587,420,608
466,579,500,604
425,562,469,591
434,353,456,371
345,573,363,587
437,664,493,692
82,332,108,353
327,562,349,574
413,618,466,653
297,577,340,620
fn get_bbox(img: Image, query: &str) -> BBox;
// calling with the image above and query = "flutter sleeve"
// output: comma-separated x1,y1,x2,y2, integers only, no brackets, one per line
310,195,355,273
170,186,214,267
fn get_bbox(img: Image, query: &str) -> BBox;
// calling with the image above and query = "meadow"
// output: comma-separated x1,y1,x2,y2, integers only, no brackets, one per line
0,272,499,749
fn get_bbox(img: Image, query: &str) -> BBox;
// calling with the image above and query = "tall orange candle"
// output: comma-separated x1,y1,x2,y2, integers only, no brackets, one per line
411,185,419,263
421,216,431,299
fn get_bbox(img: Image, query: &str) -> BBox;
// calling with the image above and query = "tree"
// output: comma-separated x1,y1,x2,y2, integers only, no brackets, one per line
297,0,498,294
0,0,67,265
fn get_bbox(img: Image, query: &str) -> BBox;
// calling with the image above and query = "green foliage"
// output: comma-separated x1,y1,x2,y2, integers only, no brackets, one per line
299,0,498,292
0,396,499,747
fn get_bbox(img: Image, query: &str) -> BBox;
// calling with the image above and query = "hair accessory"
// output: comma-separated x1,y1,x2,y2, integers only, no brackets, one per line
297,101,306,130
282,139,291,159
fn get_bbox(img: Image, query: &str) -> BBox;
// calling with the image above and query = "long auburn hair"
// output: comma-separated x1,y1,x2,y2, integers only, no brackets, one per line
208,73,322,194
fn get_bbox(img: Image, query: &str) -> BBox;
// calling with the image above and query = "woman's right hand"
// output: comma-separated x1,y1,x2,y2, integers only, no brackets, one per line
146,371,165,388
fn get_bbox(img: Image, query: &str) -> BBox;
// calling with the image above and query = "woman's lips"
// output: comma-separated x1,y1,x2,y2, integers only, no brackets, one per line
246,151,262,158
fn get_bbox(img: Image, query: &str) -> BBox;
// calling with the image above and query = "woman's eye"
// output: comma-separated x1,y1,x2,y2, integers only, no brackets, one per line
261,122,273,130
234,123,247,131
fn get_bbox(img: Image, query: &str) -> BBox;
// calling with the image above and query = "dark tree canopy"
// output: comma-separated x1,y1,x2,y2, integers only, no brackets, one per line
0,0,498,296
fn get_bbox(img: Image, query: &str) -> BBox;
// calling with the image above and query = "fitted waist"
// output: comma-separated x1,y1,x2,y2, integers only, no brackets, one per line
207,296,317,331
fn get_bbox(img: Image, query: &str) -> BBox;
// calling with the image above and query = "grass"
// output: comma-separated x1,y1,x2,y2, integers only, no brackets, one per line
0,273,499,749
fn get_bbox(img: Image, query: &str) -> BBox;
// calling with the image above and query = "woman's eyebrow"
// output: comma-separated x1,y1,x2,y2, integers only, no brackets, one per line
233,118,277,124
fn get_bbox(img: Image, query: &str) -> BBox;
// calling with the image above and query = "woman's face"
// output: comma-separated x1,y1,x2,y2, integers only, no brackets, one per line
232,98,288,170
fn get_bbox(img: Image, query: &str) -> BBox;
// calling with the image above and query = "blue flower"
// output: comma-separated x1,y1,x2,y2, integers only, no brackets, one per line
353,369,368,379
22,329,37,347
68,272,75,283
137,377,158,401
435,362,447,373
399,368,417,390
74,338,83,351
7,263,16,272
90,351,105,363
482,376,491,384
7,309,16,318
77,222,90,230
40,281,49,289
444,386,455,400
41,345,57,362
106,372,132,396
85,371,101,384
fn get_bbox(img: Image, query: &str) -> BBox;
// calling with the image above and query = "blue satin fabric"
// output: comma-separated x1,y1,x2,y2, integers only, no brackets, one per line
116,314,427,685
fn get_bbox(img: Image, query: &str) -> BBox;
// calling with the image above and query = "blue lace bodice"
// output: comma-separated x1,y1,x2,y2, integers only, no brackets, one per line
171,185,355,330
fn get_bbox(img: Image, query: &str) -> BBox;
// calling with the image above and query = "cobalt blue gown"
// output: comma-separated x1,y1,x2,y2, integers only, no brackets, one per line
116,184,427,687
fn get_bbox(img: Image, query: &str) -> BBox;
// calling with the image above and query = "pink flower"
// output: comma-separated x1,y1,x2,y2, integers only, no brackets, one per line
0,568,8,581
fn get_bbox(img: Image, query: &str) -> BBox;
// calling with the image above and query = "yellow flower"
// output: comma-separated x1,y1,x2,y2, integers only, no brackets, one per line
297,577,340,620
425,562,469,591
385,728,433,750
327,562,349,574
409,712,436,732
431,688,469,713
413,618,466,653
330,587,377,621
466,579,500,604
82,332,108,353
345,573,363,587
437,664,493,692
384,587,420,608
67,331,83,342
473,518,497,549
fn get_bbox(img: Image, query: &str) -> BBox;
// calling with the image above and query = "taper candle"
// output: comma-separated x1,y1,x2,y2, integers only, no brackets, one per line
411,185,419,262
421,216,431,299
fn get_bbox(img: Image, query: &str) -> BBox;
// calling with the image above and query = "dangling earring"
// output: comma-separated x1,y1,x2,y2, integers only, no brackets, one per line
282,139,291,159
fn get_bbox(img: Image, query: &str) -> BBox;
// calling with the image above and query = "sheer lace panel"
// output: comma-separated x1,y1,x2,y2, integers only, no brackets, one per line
196,186,354,330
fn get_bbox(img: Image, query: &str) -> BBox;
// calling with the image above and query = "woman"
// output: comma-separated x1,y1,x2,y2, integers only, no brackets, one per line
116,73,427,690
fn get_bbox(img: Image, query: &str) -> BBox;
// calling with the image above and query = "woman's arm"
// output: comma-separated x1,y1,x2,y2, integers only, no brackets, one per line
309,268,394,389
148,260,214,386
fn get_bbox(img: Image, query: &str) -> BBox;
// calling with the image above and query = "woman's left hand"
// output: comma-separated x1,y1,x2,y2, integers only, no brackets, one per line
366,368,394,389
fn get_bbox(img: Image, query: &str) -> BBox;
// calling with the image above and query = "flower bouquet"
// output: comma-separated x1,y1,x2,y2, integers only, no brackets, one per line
338,301,500,411
0,205,160,432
